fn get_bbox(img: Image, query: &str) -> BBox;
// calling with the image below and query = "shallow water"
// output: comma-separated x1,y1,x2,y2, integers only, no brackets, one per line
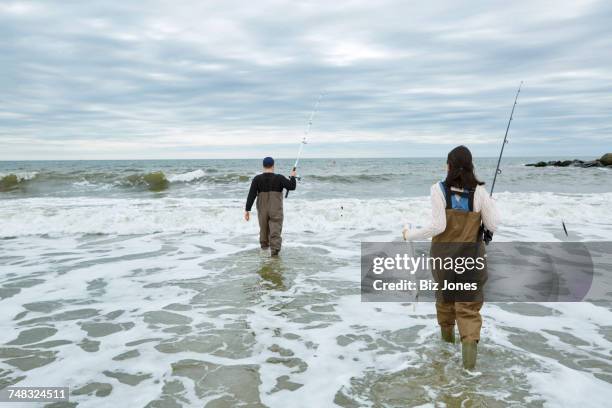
1,159,611,407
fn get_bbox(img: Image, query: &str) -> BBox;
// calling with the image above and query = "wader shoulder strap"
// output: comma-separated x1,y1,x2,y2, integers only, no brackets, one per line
468,189,475,212
440,181,452,209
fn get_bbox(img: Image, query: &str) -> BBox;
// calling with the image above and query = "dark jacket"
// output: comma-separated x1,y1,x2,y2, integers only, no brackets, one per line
245,173,296,211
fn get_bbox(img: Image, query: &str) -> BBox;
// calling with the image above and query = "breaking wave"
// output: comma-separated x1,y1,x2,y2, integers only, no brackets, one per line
123,171,170,191
0,169,400,194
166,169,250,184
2,192,611,239
0,169,255,195
166,169,207,183
0,172,38,191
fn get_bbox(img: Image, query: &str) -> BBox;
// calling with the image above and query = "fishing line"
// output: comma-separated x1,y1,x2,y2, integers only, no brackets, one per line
404,223,419,311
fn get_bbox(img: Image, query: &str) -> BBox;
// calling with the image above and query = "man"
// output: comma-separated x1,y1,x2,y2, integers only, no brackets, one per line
245,157,297,256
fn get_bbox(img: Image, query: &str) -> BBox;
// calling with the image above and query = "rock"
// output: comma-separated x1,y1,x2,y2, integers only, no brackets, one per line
525,157,608,168
580,160,603,168
600,153,612,166
526,161,548,167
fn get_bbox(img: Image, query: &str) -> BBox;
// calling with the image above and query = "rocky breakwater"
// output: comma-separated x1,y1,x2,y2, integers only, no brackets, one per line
526,153,612,168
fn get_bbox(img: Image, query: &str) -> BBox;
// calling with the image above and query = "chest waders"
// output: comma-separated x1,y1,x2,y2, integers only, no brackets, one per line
256,191,284,256
431,182,487,369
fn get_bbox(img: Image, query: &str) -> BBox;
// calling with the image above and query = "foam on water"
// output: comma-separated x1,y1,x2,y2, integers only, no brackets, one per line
1,180,611,406
1,234,611,407
167,169,207,183
0,171,38,181
2,192,612,240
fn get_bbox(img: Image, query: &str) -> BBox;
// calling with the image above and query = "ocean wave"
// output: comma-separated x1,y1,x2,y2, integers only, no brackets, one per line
166,169,207,183
3,171,38,180
0,172,38,191
192,172,251,183
122,171,169,191
2,192,611,239
166,169,251,184
0,169,396,193
0,169,254,194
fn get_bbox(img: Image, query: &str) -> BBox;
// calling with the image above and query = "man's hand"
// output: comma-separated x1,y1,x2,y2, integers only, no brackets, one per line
290,169,297,177
244,211,250,221
402,227,409,241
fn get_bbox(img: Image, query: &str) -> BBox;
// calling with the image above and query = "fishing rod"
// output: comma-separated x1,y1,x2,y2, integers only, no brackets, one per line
405,223,420,311
483,81,522,244
286,93,324,198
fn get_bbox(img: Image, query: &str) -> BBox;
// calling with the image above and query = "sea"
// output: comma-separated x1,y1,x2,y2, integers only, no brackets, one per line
1,158,611,407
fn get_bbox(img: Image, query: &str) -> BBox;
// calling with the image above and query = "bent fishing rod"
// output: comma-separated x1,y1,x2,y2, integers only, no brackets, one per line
286,93,324,198
483,81,522,244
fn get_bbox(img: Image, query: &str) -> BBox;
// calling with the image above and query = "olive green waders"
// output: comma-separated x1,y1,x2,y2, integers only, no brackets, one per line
256,191,284,253
431,182,487,369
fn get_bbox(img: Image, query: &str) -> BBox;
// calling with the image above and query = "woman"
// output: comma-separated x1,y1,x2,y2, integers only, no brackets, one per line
403,145,499,369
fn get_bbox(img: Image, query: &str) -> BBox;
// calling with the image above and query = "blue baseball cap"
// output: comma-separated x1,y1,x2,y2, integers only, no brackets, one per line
263,157,274,167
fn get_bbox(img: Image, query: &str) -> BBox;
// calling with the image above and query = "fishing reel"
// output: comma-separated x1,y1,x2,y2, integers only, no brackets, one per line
290,166,301,180
483,228,493,245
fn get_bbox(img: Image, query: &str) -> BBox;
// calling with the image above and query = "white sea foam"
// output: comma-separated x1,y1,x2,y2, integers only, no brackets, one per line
166,169,207,183
72,179,113,191
1,190,611,407
0,171,38,181
2,192,612,240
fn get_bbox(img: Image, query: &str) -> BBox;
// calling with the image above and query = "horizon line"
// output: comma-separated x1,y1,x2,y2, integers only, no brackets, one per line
0,154,603,162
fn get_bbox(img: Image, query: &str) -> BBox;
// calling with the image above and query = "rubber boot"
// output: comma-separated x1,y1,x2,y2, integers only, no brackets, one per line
440,326,455,344
462,341,477,370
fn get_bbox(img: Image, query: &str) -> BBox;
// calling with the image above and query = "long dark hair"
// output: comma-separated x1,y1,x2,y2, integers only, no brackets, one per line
444,145,484,190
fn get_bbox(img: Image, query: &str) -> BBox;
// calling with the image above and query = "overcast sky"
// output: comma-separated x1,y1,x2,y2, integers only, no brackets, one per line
1,0,611,160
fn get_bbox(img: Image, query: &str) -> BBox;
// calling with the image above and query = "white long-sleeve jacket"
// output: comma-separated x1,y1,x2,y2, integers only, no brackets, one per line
404,182,500,241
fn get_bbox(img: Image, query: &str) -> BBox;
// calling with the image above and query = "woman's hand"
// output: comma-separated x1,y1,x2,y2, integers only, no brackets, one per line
244,211,250,221
402,227,409,241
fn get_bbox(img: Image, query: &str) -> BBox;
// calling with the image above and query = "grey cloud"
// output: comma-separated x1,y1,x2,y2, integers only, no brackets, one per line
0,0,611,159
